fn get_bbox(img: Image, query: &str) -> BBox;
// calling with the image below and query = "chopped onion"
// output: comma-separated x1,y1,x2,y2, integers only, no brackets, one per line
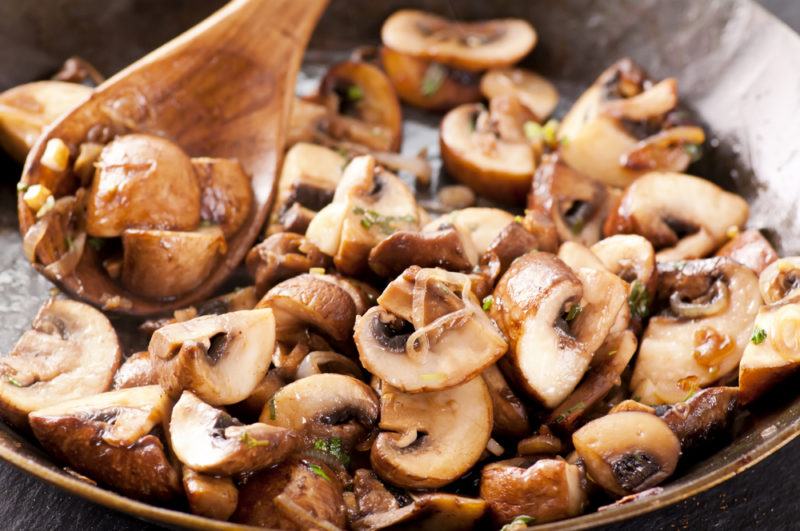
44,231,86,280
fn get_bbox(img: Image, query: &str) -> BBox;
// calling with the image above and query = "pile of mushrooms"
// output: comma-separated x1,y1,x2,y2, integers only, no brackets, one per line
2,8,799,531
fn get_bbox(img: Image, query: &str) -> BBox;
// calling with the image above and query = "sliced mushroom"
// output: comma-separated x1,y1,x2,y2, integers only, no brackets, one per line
572,411,681,496
0,299,121,427
0,81,91,163
739,298,800,403
716,229,778,275
232,370,285,420
604,172,749,261
318,61,403,152
482,220,542,277
356,267,507,392
169,391,296,475
261,373,378,449
480,67,559,121
440,101,537,204
528,154,612,245
354,492,486,531
758,257,800,304
233,459,346,529
257,273,358,344
246,232,330,298
371,376,492,488
480,457,587,526
29,385,180,502
559,59,698,187
657,386,739,454
191,157,253,238
631,258,761,404
557,241,607,272
483,364,530,438
120,226,227,299
197,285,259,315
86,134,201,237
296,351,364,380
351,468,403,519
149,309,275,405
490,252,627,407
368,225,477,278
183,468,238,521
287,97,330,147
424,207,515,255
113,351,158,389
381,10,536,72
306,155,420,275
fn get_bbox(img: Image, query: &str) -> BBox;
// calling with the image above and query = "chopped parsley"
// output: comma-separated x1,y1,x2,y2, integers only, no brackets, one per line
420,63,447,97
482,295,494,312
501,515,536,530
684,143,703,162
565,303,582,322
267,397,277,420
628,280,651,319
240,432,272,448
313,437,350,466
523,121,543,142
542,119,560,147
513,215,524,223
553,401,586,424
306,462,331,482
751,326,767,345
352,207,415,235
346,84,364,102
6,376,23,387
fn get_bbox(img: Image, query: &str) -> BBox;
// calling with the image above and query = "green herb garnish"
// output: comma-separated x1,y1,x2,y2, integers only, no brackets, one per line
684,143,703,162
482,295,493,312
420,63,447,97
346,84,364,102
353,206,415,235
553,401,586,424
523,121,543,142
313,437,350,466
628,280,651,319
16,182,28,193
751,326,767,345
513,215,524,223
267,397,277,420
565,303,582,322
240,432,272,448
501,515,536,531
306,462,331,482
7,376,23,387
542,119,560,146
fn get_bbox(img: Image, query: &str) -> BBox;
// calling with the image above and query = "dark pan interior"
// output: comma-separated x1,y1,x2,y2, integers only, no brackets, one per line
1,0,800,529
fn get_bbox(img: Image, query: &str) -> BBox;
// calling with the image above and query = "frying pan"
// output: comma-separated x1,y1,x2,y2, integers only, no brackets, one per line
1,0,800,529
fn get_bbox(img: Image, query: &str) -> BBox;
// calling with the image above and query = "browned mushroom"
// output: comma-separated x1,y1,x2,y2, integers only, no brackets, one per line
657,386,739,454
368,225,478,278
758,257,800,304
483,364,530,438
480,457,587,526
632,258,761,404
287,97,330,147
191,157,253,238
113,351,158,390
354,490,486,530
480,67,559,121
0,298,121,427
424,207,516,255
246,232,330,298
29,385,180,502
604,172,749,261
183,468,238,521
296,351,364,380
715,229,778,275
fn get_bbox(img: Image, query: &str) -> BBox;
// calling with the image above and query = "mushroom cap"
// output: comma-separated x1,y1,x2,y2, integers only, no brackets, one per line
149,308,275,405
191,157,253,238
368,225,477,278
29,385,180,502
182,468,238,521
480,67,559,121
0,298,121,427
356,267,507,393
482,364,530,439
440,103,535,204
245,232,330,298
169,391,297,476
591,234,656,286
716,229,778,275
572,411,681,496
353,493,487,531
479,458,587,526
86,134,201,237
257,273,358,343
759,257,800,305
631,258,761,404
371,377,492,489
381,10,536,72
120,226,227,299
424,207,515,255
296,350,364,380
659,386,739,454
113,350,158,390
261,373,379,448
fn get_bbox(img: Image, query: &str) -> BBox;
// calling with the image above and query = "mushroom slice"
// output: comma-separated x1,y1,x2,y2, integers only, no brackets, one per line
0,299,121,427
592,234,656,285
306,155,420,275
29,385,180,502
482,364,530,438
149,309,275,405
262,374,379,449
86,134,201,237
572,411,681,496
318,61,403,152
557,241,607,272
0,81,91,163
758,257,800,304
170,391,297,475
739,298,800,403
120,226,227,299
371,377,492,489
490,252,627,407
233,459,346,529
183,468,238,521
246,232,330,298
296,351,364,380
191,157,253,238
268,142,346,232
257,273,358,343
287,97,330,146
658,387,739,454
604,172,749,261
381,10,536,72
528,154,611,245
631,258,761,404
440,101,536,204
379,47,482,111
480,67,559,121
113,351,158,389
424,207,515,255
368,225,478,278
558,59,695,187
480,457,587,526
716,229,778,275
353,492,486,531
356,267,507,392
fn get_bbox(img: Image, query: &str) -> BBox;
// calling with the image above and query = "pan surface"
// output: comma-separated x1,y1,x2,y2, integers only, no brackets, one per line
1,0,800,528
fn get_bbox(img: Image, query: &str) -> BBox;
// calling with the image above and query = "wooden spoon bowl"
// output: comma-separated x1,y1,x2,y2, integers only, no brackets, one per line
16,0,328,316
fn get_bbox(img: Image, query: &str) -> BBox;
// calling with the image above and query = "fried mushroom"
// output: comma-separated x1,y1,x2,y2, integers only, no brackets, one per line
480,67,559,121
715,229,778,275
246,232,330,298
183,468,239,521
758,257,800,304
353,492,486,531
368,225,478,278
191,157,253,238
482,364,530,438
424,207,515,255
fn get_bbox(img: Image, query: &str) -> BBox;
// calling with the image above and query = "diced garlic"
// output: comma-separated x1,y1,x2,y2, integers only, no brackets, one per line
41,138,70,171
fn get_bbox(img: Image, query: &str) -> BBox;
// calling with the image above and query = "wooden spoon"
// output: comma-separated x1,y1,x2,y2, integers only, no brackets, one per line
16,0,328,316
